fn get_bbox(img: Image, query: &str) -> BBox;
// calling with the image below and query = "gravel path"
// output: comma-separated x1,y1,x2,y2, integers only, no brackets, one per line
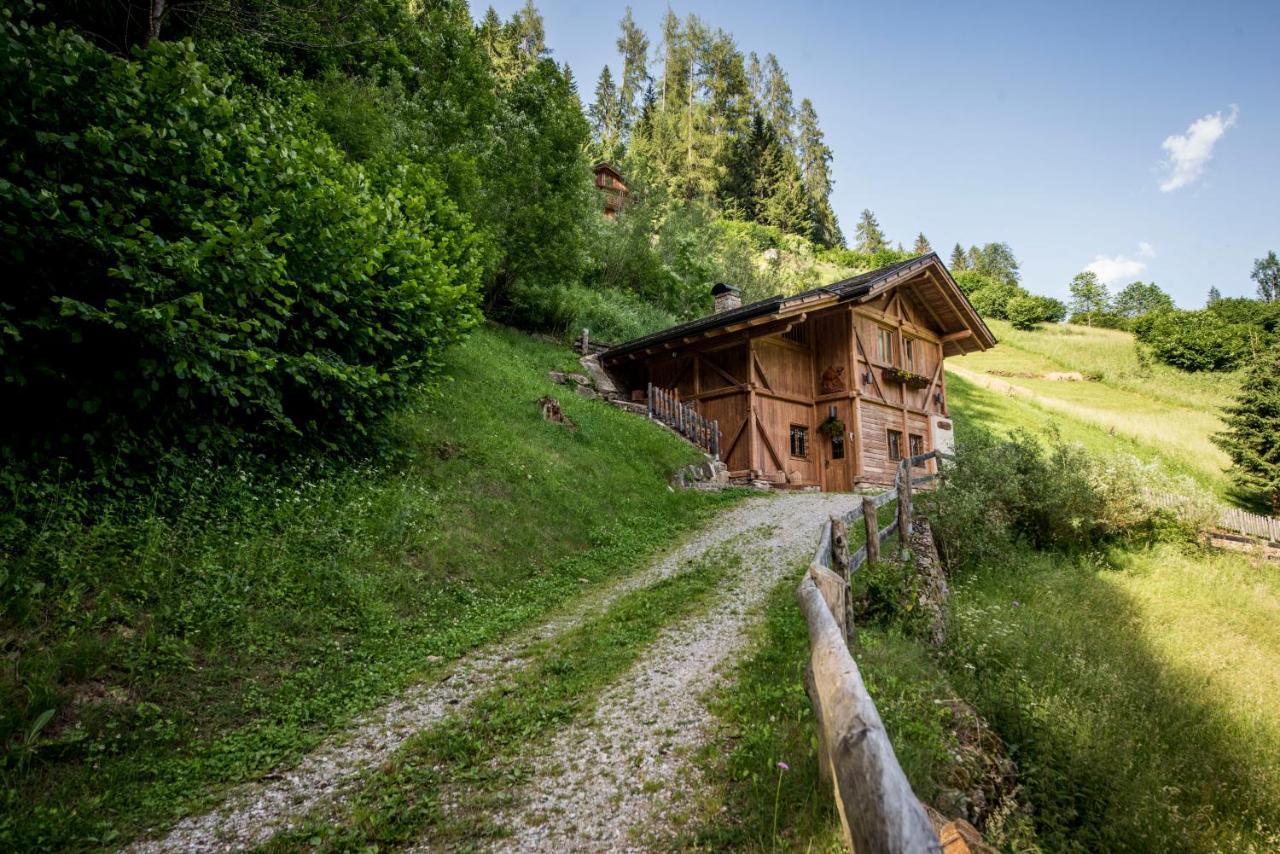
469,491,858,852
133,492,851,853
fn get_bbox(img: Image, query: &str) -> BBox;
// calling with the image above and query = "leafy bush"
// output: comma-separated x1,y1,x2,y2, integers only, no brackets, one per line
968,281,1021,320
1006,294,1067,330
921,426,1206,572
1133,309,1252,371
0,14,481,476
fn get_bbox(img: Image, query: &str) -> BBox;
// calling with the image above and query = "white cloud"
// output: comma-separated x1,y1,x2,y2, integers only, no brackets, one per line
1158,105,1238,192
1086,254,1147,284
1137,241,1156,258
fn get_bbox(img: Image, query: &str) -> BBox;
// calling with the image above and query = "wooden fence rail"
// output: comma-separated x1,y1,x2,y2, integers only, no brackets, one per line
646,383,721,459
1143,489,1280,543
798,450,975,853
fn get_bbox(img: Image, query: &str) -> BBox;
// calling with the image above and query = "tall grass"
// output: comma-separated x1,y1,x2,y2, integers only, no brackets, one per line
0,325,738,849
983,319,1240,411
947,543,1280,851
948,320,1239,498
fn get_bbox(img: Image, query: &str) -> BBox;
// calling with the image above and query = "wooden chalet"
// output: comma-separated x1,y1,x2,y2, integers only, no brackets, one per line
592,162,628,219
600,254,996,491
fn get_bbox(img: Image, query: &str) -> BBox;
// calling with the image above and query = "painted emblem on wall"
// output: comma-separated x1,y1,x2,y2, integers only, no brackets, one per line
820,365,846,394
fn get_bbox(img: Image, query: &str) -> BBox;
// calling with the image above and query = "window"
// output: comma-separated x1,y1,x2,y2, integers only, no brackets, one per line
831,434,845,460
877,328,894,364
790,425,809,458
903,337,915,371
909,433,924,460
887,429,902,461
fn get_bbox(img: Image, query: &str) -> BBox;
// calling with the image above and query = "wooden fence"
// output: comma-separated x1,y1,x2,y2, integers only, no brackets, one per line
1144,489,1280,543
797,450,971,854
647,383,721,459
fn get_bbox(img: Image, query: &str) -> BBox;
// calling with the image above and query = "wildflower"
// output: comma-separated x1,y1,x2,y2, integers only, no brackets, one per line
777,761,789,771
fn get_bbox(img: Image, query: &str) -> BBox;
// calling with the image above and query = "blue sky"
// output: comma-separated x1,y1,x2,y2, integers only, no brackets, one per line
481,0,1279,307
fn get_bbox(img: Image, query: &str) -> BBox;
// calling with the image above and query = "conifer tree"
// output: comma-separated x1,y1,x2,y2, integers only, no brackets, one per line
758,143,813,236
949,243,968,270
615,7,649,136
855,209,888,253
797,98,840,247
589,65,623,158
762,53,795,149
913,233,932,255
1208,285,1222,305
1214,342,1280,512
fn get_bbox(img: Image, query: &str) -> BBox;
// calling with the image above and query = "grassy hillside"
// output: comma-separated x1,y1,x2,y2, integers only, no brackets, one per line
947,319,1239,498
0,326,739,849
948,542,1280,851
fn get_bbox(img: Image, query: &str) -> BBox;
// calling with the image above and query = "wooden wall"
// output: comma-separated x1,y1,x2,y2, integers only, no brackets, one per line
631,276,960,489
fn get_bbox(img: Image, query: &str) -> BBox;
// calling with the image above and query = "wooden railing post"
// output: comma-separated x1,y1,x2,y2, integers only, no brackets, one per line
862,496,880,569
898,460,913,561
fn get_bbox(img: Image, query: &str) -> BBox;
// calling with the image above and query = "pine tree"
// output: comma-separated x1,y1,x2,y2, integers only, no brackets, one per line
855,209,887,253
1214,342,1280,512
758,143,813,236
913,233,932,255
1208,285,1222,305
512,0,546,61
762,53,795,150
615,7,649,137
796,98,840,247
949,243,968,270
589,65,623,158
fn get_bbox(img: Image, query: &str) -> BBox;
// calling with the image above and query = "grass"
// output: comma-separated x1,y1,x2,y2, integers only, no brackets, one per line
0,325,742,850
687,505,1013,852
945,541,1280,851
950,319,1239,498
267,547,738,849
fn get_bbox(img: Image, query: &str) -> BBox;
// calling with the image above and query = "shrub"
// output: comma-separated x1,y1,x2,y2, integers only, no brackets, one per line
968,281,1021,320
921,425,1204,572
0,15,481,476
1006,294,1067,330
1133,309,1252,371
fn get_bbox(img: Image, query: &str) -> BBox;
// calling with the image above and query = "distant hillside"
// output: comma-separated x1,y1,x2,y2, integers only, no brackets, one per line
946,319,1241,499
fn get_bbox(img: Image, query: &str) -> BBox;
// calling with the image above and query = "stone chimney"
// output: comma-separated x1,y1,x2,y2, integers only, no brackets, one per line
711,282,742,314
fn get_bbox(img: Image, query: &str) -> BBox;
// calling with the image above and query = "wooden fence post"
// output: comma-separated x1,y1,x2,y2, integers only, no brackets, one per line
863,496,880,569
898,460,913,562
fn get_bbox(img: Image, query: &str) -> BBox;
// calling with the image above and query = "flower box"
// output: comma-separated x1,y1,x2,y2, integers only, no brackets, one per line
881,367,931,389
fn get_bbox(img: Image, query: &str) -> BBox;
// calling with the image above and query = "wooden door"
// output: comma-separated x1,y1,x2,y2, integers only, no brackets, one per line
819,402,853,492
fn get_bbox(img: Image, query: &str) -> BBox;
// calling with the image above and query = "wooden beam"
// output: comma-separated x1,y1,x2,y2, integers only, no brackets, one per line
747,339,758,473
721,415,749,460
753,353,774,391
755,409,784,470
852,325,887,400
701,354,743,388
941,329,972,343
756,388,812,407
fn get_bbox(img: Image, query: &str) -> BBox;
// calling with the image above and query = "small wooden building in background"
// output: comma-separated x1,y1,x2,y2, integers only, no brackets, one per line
600,254,995,491
592,162,628,219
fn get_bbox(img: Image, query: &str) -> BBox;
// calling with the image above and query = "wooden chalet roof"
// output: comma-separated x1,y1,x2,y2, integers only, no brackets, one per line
601,253,996,363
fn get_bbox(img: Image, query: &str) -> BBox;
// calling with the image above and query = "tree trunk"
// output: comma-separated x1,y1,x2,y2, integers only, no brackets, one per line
149,0,166,43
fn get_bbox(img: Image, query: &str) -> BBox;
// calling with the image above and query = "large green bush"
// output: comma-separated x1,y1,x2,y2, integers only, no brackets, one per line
921,426,1206,572
1133,309,1252,371
0,14,481,474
